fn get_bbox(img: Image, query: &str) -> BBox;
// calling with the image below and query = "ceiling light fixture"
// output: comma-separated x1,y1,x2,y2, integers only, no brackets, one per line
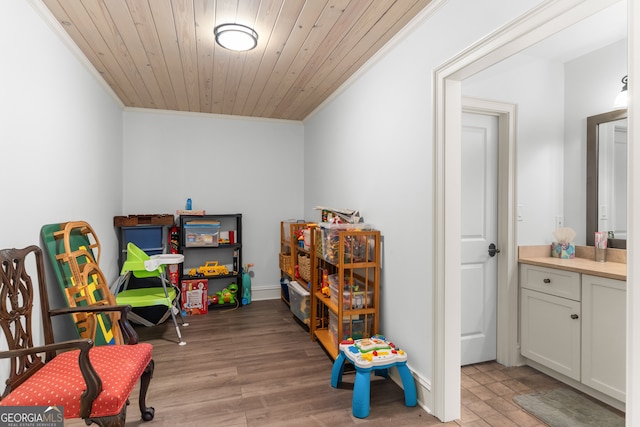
613,75,628,108
214,23,258,51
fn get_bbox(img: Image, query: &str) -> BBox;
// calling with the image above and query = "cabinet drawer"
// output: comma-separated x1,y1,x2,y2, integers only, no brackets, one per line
521,264,580,301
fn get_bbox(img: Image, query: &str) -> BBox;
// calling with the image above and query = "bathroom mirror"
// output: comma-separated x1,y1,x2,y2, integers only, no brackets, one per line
586,108,627,248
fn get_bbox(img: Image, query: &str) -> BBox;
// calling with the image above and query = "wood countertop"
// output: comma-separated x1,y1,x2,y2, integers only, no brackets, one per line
518,245,627,281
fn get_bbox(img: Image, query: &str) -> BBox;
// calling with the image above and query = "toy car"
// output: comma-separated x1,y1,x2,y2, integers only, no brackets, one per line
188,261,229,277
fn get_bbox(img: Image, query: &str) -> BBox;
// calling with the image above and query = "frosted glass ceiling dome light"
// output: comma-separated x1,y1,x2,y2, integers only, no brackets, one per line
613,75,628,108
214,23,258,51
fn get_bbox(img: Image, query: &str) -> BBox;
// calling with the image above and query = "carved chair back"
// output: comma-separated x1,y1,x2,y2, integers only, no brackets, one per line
0,246,56,397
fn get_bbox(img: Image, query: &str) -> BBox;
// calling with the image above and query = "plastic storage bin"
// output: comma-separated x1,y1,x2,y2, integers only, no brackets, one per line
288,281,310,325
280,277,291,302
282,220,307,242
123,226,163,256
319,222,373,263
184,222,220,247
282,221,298,241
329,282,374,309
328,311,373,346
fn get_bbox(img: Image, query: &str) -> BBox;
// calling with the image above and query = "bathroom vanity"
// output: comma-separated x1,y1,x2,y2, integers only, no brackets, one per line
519,245,626,410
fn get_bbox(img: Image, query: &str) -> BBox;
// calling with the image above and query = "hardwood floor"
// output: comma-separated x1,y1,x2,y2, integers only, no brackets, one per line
65,299,446,426
63,299,621,426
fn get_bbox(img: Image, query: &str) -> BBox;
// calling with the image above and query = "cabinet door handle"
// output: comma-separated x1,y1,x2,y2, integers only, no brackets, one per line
571,314,579,320
543,278,551,284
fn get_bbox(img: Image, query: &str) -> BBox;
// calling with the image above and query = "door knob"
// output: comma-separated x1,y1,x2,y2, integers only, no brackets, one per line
488,243,501,257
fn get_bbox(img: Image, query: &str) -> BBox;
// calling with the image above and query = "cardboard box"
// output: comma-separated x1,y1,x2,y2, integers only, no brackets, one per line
181,279,208,315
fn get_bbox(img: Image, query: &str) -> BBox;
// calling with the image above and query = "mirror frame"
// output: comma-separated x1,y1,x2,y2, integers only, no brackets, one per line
586,108,627,248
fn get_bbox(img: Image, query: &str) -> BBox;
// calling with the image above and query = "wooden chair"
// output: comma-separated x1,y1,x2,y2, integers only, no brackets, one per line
0,245,155,426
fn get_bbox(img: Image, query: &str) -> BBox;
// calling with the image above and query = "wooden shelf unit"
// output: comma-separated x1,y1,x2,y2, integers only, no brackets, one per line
311,225,381,359
279,221,316,303
279,221,294,305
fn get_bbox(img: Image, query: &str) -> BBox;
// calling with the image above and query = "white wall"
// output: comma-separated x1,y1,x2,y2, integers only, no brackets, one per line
459,19,627,249
564,39,628,244
465,38,628,248
1,2,123,261
0,0,123,375
463,53,566,245
303,0,543,387
122,109,304,296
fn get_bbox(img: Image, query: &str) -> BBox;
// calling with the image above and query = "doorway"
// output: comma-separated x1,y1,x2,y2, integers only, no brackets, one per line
432,0,631,422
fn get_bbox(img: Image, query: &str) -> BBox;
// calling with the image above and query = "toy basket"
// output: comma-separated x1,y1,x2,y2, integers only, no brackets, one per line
298,254,311,283
279,253,292,274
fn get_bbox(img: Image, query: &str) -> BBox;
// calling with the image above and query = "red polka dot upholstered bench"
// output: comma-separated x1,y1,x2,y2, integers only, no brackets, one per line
0,246,155,427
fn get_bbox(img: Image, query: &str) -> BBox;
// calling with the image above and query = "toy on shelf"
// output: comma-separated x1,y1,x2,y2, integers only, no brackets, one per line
168,225,181,286
215,283,238,304
320,268,330,297
295,228,305,248
180,279,207,317
218,230,236,245
188,261,229,277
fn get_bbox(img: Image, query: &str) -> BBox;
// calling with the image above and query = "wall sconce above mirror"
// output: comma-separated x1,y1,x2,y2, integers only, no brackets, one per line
586,108,627,249
613,75,628,108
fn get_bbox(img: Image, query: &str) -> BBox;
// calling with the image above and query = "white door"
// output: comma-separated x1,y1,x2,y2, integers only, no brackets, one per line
461,112,498,366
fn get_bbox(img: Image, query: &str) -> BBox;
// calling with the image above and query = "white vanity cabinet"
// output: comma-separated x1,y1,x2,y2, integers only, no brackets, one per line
581,274,626,402
520,265,581,380
520,264,626,404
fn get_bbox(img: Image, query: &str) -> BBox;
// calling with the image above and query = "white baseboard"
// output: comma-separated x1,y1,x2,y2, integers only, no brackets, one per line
250,284,282,301
388,364,434,416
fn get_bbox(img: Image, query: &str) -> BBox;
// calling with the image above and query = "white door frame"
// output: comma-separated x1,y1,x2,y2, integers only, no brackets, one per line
629,2,640,427
432,0,633,422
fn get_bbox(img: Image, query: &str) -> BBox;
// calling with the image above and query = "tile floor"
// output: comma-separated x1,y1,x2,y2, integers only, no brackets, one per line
457,361,625,426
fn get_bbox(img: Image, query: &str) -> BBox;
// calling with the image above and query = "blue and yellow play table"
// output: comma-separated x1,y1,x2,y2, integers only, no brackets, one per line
330,335,417,418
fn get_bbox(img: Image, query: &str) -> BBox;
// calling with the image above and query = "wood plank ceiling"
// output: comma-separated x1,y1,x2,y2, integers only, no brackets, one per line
40,0,433,121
